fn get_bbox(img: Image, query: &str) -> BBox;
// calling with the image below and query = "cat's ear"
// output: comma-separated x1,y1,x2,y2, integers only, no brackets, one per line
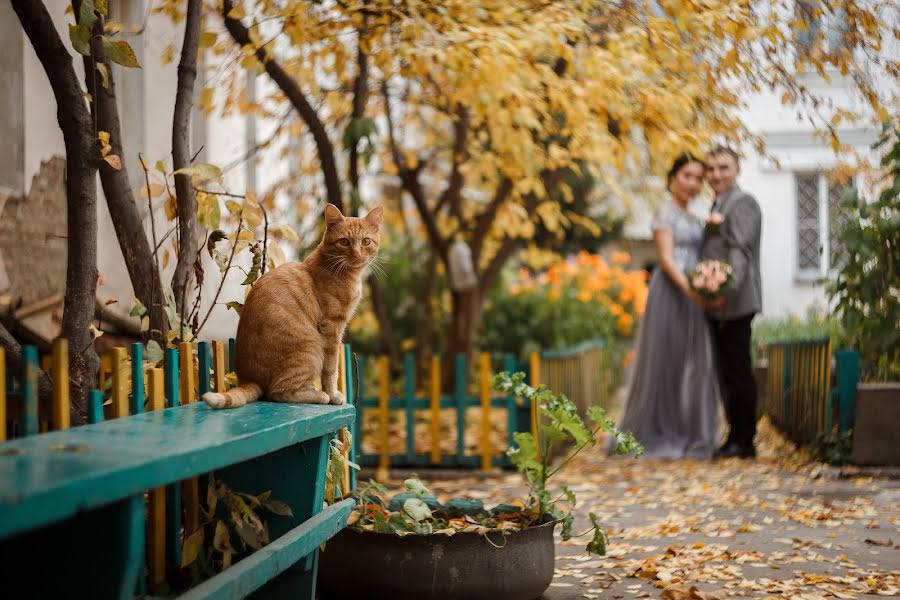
364,206,384,227
324,203,345,227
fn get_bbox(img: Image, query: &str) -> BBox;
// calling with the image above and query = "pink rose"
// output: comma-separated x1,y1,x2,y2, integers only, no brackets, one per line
706,280,718,292
692,276,704,288
707,212,725,226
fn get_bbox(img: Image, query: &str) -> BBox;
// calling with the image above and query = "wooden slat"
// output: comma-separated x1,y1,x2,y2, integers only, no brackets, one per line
179,342,200,535
146,368,166,589
0,347,6,442
403,354,415,464
87,389,104,424
377,356,390,480
212,340,226,392
51,339,70,431
163,347,181,570
454,354,466,463
21,346,38,436
529,352,540,448
111,347,128,418
430,355,441,465
98,354,112,392
198,342,211,398
480,352,491,471
131,343,144,415
504,354,516,451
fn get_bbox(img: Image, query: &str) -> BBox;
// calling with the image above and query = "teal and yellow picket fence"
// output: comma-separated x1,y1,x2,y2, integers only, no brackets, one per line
764,338,860,444
352,339,624,476
1,337,354,593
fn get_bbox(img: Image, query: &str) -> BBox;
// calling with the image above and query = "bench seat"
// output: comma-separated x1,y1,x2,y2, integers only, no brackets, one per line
0,401,356,599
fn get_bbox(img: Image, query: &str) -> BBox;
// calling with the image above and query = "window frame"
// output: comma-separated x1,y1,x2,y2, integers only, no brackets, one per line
794,171,853,282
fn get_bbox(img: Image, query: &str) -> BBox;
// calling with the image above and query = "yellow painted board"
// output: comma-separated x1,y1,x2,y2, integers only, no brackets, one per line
213,340,226,392
111,347,128,418
179,342,195,404
430,356,441,465
51,338,70,431
338,345,347,396
377,356,390,478
480,352,491,471
146,368,166,586
529,352,540,453
0,347,5,442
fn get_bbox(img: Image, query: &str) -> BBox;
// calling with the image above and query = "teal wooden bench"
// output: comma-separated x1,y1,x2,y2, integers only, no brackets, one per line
0,400,355,599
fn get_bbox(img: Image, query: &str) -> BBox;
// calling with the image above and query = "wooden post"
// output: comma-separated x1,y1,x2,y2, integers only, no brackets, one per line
212,340,226,392
345,344,358,491
163,347,181,568
337,345,350,491
130,343,144,415
377,356,390,480
197,342,211,398
454,354,467,464
51,338,70,430
529,351,540,446
403,354,415,464
146,368,166,589
0,347,5,441
179,341,200,535
21,346,38,436
111,347,128,418
480,352,491,471
503,353,516,453
87,389,104,424
430,355,441,465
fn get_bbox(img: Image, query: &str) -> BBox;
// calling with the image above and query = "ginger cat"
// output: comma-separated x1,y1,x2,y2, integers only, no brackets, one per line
203,204,382,409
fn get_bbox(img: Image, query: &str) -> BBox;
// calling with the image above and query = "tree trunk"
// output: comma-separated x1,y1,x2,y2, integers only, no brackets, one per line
80,12,167,343
414,251,438,380
445,287,482,386
171,0,202,322
13,0,100,423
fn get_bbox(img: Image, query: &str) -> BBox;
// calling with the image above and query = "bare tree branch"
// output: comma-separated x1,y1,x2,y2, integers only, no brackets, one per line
439,106,469,222
469,177,513,264
223,0,343,211
171,0,203,322
78,8,167,343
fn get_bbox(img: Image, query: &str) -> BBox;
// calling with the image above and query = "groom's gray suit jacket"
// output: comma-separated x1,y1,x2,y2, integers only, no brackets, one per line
700,184,762,320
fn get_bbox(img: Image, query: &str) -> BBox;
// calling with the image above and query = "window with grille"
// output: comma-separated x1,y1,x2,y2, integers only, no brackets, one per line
795,172,853,279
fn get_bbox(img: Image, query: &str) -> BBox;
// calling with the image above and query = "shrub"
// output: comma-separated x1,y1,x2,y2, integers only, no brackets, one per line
826,125,900,382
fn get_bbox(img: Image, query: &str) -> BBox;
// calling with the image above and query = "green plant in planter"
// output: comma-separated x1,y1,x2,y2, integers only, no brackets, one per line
493,371,642,553
826,124,900,382
346,371,642,554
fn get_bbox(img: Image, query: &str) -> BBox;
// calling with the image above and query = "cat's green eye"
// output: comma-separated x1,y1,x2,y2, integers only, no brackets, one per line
362,238,372,246
338,238,350,246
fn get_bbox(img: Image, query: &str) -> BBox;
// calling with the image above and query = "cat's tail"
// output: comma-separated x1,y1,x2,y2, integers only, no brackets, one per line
203,383,263,409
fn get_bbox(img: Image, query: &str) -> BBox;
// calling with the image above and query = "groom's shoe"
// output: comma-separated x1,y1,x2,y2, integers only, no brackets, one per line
714,442,756,459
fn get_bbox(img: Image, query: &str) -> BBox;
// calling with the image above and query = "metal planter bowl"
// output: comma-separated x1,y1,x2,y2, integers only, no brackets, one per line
317,521,556,600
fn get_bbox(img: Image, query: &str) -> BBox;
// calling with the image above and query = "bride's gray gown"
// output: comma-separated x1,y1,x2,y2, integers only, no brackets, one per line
613,202,721,459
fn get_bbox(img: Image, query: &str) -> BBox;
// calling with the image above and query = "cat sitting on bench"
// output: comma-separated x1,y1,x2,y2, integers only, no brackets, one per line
204,203,382,409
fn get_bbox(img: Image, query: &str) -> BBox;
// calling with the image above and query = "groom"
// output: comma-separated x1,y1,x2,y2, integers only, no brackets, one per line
701,146,762,459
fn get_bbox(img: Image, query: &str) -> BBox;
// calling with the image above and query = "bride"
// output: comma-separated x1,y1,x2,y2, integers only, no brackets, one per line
612,154,721,459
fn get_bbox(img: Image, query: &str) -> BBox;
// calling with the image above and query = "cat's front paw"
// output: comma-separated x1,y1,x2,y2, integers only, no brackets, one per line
327,391,346,405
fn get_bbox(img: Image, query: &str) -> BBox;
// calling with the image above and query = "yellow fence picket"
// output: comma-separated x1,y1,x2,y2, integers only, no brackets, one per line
178,342,200,535
146,368,166,588
430,356,441,465
212,340,226,392
51,339,70,431
111,347,128,419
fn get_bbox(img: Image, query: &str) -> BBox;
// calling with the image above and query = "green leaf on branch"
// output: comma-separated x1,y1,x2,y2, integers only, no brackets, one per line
129,299,147,317
241,243,262,285
197,191,221,230
69,24,92,56
403,478,432,497
173,163,222,183
100,36,141,68
78,0,98,30
586,512,608,555
225,301,243,315
94,0,108,16
145,340,164,364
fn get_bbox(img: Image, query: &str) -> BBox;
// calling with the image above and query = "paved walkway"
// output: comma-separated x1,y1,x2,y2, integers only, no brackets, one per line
376,419,900,599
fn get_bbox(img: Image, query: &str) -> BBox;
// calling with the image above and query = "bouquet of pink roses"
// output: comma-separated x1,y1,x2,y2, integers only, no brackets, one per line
688,259,733,298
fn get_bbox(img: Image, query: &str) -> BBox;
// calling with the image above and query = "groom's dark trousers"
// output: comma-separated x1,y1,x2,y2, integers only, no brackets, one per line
709,314,757,447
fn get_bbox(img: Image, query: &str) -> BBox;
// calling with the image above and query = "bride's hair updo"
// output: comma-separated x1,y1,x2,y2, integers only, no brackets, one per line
666,154,705,190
